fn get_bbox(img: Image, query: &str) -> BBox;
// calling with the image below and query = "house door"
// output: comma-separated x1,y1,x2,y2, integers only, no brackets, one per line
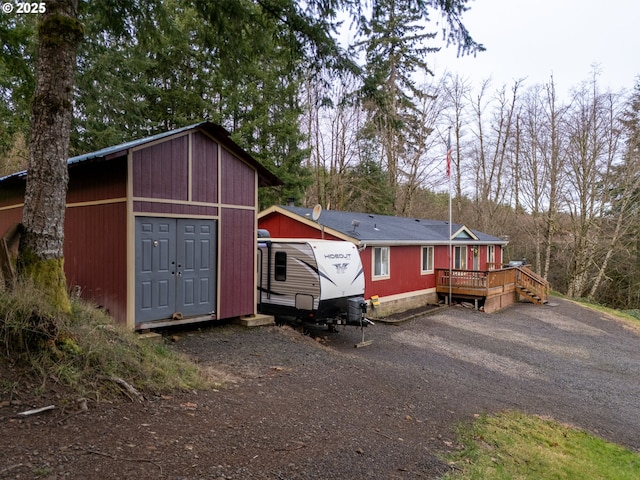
135,217,216,324
472,247,480,270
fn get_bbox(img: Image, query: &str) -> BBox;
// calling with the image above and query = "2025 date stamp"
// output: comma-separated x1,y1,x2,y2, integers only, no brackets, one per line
2,2,47,14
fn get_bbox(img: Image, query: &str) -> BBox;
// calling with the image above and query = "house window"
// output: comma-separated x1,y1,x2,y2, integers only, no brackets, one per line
275,251,287,281
487,245,495,269
373,247,390,278
453,246,467,269
421,246,434,274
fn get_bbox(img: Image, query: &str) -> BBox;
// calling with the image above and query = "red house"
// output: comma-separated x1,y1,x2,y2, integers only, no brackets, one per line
0,122,280,329
258,206,510,315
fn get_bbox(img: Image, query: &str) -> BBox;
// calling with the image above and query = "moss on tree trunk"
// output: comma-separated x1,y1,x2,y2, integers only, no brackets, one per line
17,245,71,314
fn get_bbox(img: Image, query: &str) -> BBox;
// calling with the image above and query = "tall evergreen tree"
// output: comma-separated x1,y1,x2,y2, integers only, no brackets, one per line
0,13,36,169
358,0,434,213
357,0,482,214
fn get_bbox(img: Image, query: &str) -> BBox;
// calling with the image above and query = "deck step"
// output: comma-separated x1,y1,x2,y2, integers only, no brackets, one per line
517,285,547,304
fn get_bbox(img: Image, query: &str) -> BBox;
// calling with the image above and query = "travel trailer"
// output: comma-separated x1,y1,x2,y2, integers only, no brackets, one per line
257,235,369,327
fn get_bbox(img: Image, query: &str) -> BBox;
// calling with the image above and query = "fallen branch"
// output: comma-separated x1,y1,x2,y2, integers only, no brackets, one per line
99,375,144,402
86,449,162,474
17,405,56,417
374,430,394,440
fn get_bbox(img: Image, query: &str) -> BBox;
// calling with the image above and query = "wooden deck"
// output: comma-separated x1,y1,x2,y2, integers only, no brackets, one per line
436,266,549,312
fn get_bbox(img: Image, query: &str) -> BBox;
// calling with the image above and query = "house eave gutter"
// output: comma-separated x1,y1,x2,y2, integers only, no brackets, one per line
358,239,509,247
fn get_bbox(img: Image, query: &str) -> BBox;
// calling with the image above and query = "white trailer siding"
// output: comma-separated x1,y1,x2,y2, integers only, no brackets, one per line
257,239,364,322
309,240,364,301
259,241,321,310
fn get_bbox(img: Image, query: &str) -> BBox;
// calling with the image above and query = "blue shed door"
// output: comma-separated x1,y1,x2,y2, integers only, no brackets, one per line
135,217,217,324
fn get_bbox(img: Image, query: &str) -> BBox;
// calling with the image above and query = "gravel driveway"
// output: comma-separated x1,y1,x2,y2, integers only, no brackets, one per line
2,298,639,479
328,298,640,451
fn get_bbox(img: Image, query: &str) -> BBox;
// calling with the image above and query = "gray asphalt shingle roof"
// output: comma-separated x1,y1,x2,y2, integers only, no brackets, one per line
279,205,507,245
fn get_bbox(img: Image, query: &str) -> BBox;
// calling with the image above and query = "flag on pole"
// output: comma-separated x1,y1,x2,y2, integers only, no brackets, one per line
446,130,452,177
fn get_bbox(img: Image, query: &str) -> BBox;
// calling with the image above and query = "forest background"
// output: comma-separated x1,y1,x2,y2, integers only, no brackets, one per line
1,0,639,311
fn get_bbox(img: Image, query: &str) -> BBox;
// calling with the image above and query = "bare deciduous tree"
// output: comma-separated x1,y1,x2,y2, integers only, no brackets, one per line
468,79,521,234
563,76,623,298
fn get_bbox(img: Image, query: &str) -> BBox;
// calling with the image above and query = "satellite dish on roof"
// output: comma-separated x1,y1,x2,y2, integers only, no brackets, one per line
312,204,322,221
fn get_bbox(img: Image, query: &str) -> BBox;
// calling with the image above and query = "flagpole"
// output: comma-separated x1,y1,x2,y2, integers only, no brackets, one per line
447,126,452,307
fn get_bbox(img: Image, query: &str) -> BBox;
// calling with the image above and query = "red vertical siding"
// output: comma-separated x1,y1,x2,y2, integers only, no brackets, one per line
192,131,219,204
219,208,255,318
67,158,127,203
434,245,450,270
0,180,25,207
0,181,25,238
365,245,433,298
133,136,188,200
133,201,217,216
479,245,496,270
258,214,340,239
359,248,372,297
0,207,23,236
65,202,127,324
221,149,255,206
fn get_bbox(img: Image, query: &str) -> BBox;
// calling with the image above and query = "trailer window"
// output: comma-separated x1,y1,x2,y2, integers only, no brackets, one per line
275,251,287,281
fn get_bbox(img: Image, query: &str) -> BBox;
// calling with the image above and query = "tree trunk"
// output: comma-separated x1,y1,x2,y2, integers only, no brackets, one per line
18,0,83,313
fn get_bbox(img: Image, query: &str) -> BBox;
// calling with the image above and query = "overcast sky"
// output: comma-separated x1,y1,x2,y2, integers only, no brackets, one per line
431,0,639,96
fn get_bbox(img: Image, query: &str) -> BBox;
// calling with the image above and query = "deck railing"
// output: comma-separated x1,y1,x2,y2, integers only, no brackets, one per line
436,266,547,304
515,266,550,304
436,269,505,297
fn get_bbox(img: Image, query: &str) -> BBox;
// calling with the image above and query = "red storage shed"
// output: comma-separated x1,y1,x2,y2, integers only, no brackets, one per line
0,122,280,329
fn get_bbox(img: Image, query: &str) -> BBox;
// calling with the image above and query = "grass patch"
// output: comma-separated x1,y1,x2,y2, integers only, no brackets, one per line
550,292,640,328
571,298,640,326
623,309,640,321
0,282,212,401
443,411,640,480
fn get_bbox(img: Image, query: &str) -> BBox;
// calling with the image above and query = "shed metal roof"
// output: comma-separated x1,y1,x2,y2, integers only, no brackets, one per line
0,122,282,187
263,205,508,246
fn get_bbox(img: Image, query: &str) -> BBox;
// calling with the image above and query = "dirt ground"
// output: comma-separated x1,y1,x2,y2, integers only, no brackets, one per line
1,298,639,479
